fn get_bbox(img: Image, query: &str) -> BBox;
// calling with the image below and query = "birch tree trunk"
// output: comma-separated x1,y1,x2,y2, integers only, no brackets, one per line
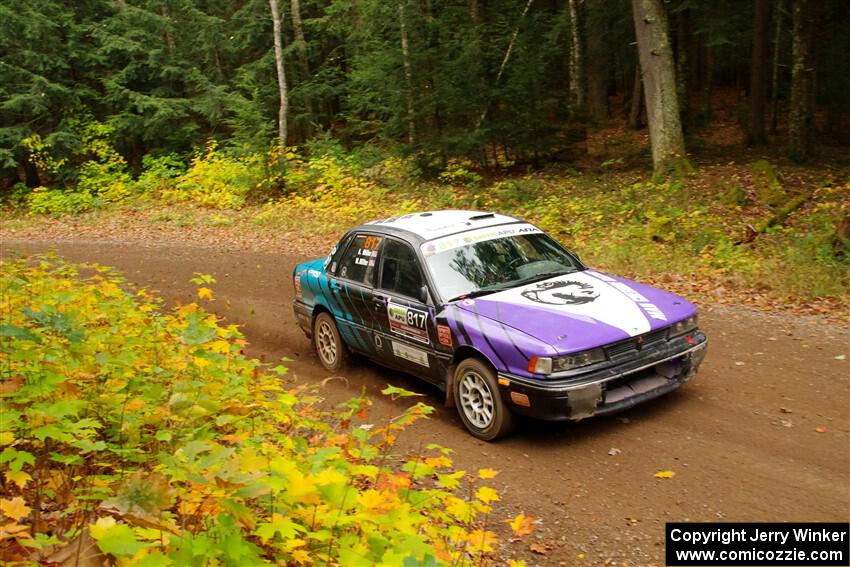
567,0,585,117
788,0,810,161
749,0,770,144
399,3,416,146
475,0,534,129
631,0,688,175
269,0,288,158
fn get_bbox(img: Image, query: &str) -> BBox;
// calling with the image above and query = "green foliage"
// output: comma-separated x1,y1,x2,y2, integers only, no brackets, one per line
26,187,97,215
76,122,134,203
163,144,263,209
750,160,786,207
0,256,508,565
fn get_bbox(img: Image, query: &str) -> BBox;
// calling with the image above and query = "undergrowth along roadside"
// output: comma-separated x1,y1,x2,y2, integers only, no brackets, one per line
3,136,849,307
0,255,526,566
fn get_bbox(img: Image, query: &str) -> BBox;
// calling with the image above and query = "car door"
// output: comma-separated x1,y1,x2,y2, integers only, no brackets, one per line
372,238,443,383
327,233,384,356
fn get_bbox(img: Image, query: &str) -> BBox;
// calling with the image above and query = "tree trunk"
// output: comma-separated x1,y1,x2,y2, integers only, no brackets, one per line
476,0,534,129
290,0,314,138
631,0,688,175
700,39,713,120
161,6,175,53
770,0,783,133
585,0,608,124
269,0,289,158
749,0,770,144
567,0,585,118
629,59,643,129
675,7,689,131
399,3,416,146
469,0,480,22
788,0,811,161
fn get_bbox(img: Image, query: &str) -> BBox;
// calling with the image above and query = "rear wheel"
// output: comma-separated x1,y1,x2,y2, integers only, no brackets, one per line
453,358,515,441
313,312,348,372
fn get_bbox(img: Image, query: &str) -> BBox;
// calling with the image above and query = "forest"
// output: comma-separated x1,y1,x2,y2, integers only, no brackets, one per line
2,0,848,179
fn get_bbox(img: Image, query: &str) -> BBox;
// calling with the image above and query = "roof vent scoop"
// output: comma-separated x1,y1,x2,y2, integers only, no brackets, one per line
419,212,433,217
469,213,495,221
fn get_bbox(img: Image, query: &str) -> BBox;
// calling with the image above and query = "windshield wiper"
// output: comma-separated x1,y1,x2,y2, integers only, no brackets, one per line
514,268,580,286
447,285,511,303
447,268,581,303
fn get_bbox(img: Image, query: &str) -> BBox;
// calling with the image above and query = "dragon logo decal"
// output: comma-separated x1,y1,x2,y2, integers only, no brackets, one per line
521,279,600,305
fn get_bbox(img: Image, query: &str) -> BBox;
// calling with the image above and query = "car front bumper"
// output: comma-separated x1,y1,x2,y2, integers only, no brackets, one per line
496,333,708,421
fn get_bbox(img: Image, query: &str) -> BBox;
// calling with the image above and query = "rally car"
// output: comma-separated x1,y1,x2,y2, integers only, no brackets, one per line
292,210,707,440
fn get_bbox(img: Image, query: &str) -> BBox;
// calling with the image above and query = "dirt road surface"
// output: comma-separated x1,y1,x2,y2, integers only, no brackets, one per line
3,239,848,566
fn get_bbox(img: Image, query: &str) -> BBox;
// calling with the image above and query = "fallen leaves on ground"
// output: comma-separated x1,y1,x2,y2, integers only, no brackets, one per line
654,470,676,479
508,513,536,537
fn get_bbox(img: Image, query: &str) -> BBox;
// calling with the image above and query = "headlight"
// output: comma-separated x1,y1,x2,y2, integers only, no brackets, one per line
528,348,607,375
553,348,606,372
668,315,698,337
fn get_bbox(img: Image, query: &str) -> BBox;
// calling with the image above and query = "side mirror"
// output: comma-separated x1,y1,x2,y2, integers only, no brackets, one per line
419,285,429,304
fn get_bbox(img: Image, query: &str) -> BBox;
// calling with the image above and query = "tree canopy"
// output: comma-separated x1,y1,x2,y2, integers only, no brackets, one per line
1,0,848,186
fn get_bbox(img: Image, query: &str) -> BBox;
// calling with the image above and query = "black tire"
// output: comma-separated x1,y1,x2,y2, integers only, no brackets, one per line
453,358,515,441
313,312,348,372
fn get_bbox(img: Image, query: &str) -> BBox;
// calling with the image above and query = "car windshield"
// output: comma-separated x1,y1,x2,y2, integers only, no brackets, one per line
421,224,584,302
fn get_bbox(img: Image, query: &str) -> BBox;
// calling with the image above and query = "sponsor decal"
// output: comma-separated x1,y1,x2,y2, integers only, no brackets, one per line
422,223,542,255
387,302,430,344
374,334,383,349
437,324,453,347
391,341,430,367
293,275,302,298
308,269,321,278
521,279,600,305
593,273,668,322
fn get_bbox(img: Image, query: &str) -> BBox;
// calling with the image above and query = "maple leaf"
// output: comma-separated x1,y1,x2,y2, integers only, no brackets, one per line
509,513,536,537
437,470,465,489
654,470,676,479
466,529,498,552
292,549,313,564
508,561,527,567
0,497,30,522
197,287,214,301
89,516,117,540
4,470,31,489
530,541,553,554
478,468,499,479
255,514,305,543
475,486,500,504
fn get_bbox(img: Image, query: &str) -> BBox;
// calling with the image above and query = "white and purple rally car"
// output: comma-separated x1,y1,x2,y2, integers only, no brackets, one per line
293,211,707,440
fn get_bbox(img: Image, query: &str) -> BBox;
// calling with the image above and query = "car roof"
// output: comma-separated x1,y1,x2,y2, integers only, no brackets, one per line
360,210,522,244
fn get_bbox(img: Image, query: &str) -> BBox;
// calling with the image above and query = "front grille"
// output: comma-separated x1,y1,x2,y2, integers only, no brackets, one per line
605,328,668,358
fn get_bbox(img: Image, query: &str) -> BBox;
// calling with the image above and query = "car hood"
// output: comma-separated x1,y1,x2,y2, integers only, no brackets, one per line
455,270,696,353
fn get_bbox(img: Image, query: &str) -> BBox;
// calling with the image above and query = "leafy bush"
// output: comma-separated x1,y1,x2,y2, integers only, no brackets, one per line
75,122,133,204
0,257,514,565
26,186,96,215
163,144,262,209
136,153,187,194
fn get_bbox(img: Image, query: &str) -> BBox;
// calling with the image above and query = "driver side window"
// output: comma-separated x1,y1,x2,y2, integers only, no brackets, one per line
379,239,424,299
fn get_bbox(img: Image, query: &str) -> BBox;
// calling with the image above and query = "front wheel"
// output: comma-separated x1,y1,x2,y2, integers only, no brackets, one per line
453,359,515,441
313,312,348,372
